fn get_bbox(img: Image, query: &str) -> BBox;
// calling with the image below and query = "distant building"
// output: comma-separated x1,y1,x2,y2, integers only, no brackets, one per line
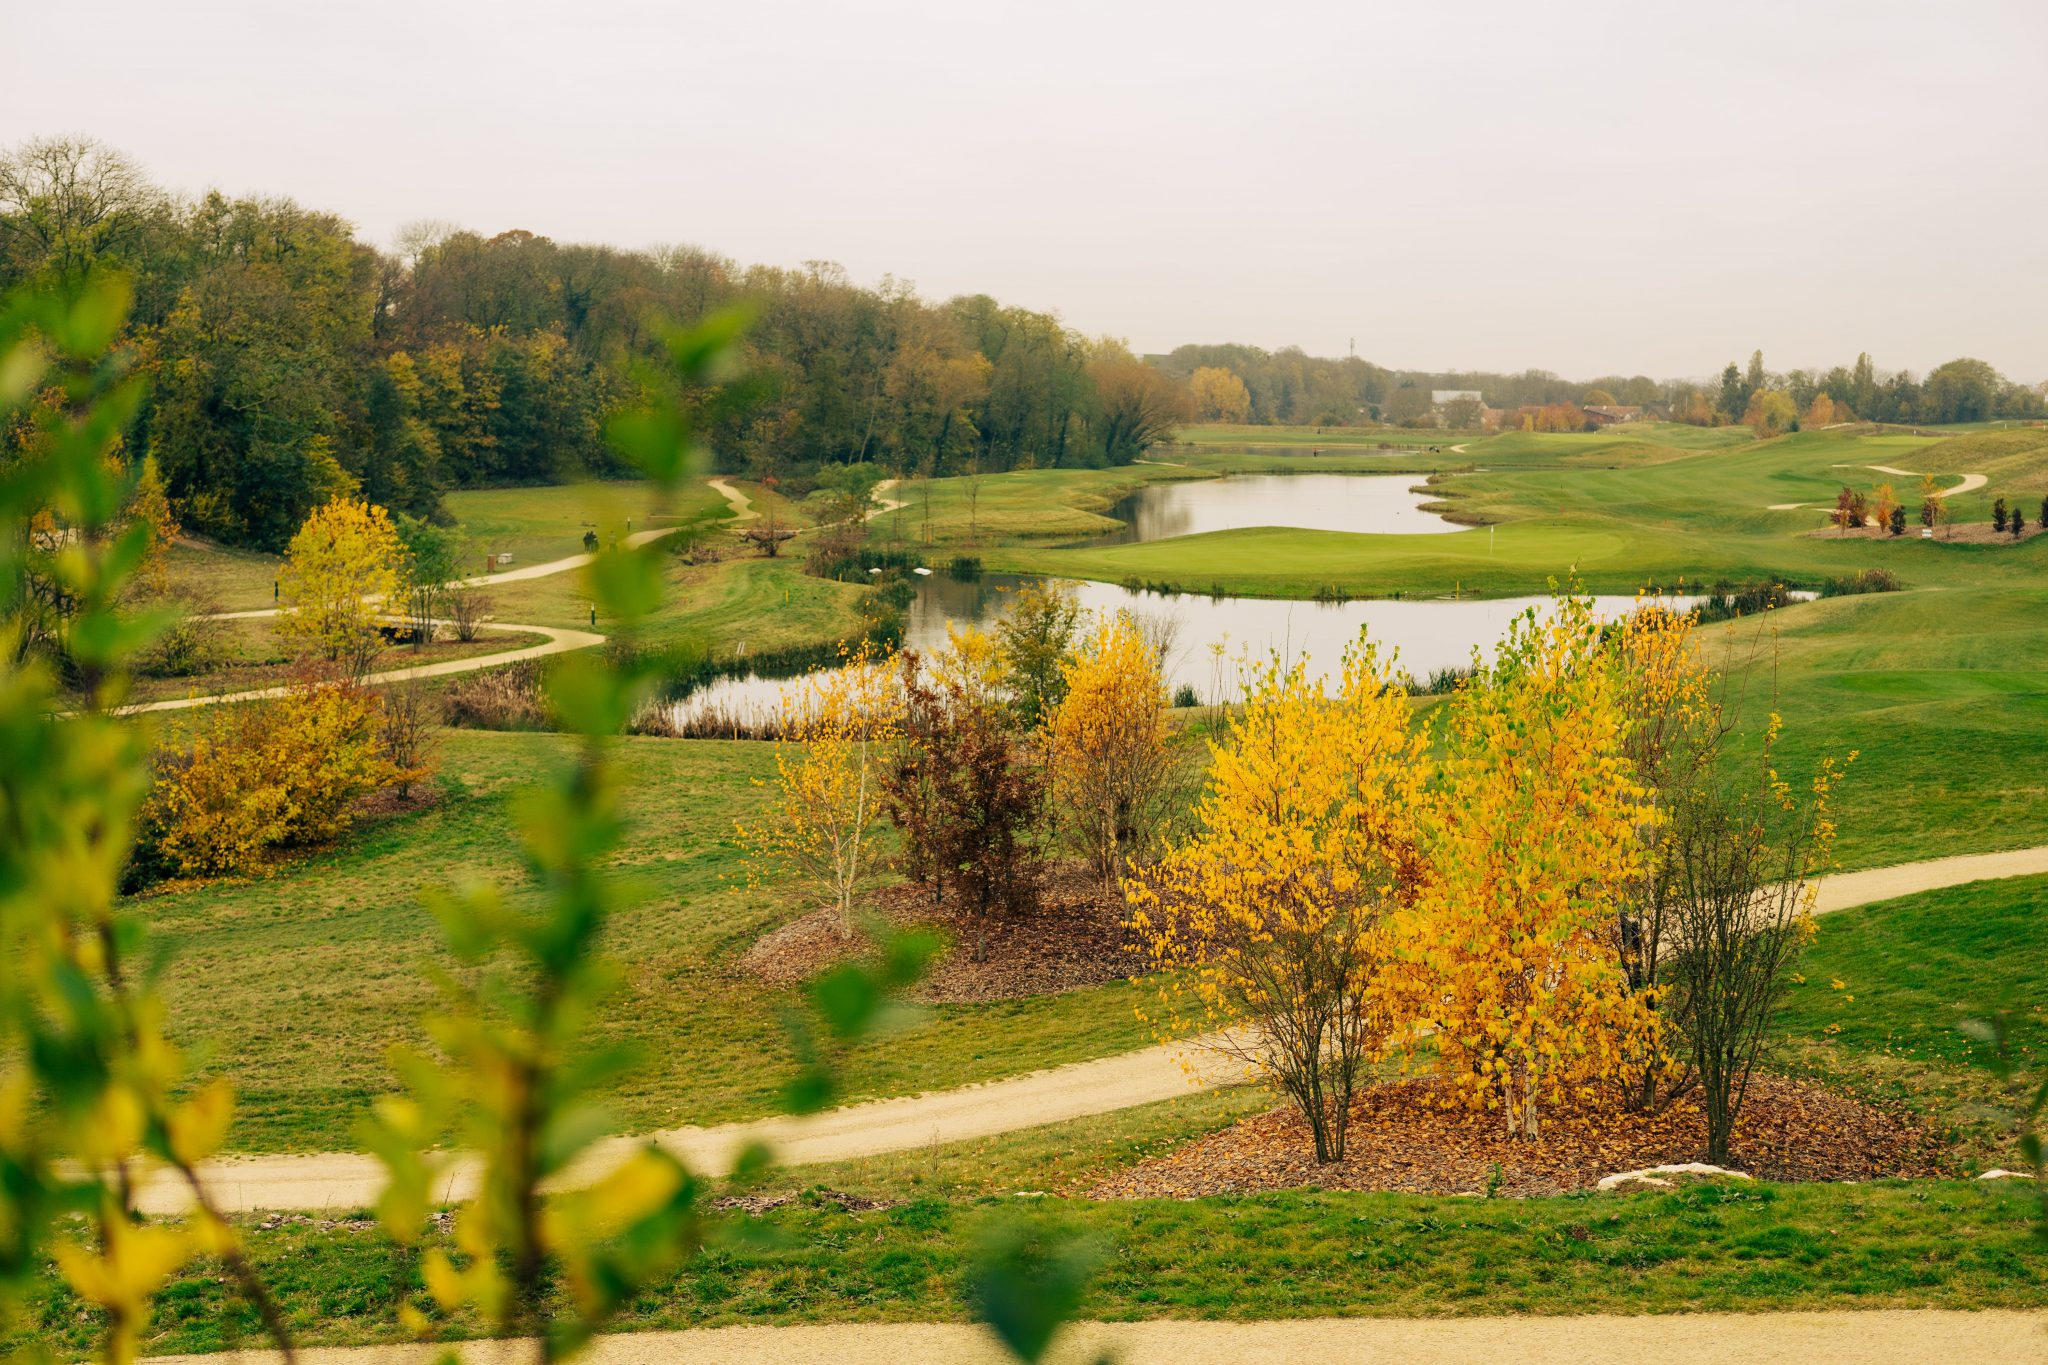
1431,389,1484,407
1584,404,1644,427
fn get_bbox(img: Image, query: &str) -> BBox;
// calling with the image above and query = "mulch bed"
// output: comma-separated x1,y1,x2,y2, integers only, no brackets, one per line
1088,1074,1953,1200
1804,522,2044,544
736,860,1135,1003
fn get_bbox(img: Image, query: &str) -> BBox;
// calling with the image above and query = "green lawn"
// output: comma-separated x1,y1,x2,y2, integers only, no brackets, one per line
484,550,874,656
1720,588,2048,869
440,478,730,571
142,729,1154,1153
1773,873,2048,1152
13,1178,2040,1357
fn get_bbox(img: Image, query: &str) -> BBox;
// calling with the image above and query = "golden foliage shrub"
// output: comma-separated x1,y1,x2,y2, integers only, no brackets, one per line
144,679,402,876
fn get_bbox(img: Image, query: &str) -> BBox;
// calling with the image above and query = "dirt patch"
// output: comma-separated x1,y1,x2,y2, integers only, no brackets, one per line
1088,1075,1952,1200
709,1187,898,1216
737,861,1135,1003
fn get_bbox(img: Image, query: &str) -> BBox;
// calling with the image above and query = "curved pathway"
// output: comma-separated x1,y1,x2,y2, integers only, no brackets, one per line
139,1309,2048,1365
1843,463,1989,497
706,476,760,524
1771,467,1984,511
119,617,604,716
130,843,2048,1215
116,480,750,715
865,476,907,521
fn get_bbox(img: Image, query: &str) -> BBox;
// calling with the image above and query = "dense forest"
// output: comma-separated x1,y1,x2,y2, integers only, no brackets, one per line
3,137,2041,550
0,139,1185,549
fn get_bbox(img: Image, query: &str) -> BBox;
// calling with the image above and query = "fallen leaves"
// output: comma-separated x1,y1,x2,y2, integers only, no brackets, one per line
735,859,1135,1003
1088,1074,1953,1200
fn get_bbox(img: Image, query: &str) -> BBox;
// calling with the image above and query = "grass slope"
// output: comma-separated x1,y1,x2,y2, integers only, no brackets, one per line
143,729,1152,1153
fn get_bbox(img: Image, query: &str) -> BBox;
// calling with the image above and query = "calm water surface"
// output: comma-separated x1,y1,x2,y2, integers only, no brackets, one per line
674,573,1704,723
1086,473,1462,544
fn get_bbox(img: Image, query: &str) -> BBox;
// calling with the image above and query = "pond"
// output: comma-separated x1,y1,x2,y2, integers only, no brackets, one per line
1083,473,1462,545
669,572,1708,727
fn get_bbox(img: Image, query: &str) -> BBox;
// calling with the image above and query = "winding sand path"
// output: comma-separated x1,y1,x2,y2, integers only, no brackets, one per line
866,476,907,520
1770,466,1984,511
706,476,760,524
115,479,750,715
140,1310,2048,1365
128,843,2048,1216
118,616,604,716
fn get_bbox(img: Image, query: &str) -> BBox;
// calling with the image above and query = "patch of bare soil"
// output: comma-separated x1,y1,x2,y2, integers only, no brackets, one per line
1088,1075,1952,1200
709,1187,897,1215
736,861,1134,1003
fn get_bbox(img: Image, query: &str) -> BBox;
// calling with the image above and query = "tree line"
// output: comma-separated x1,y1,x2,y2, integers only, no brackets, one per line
1670,348,2046,432
9,138,2043,555
0,137,1189,551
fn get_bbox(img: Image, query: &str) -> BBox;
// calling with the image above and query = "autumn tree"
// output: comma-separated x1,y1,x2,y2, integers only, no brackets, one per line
1743,388,1797,437
1049,612,1178,887
880,629,1043,946
1127,644,1426,1162
1870,481,1898,535
1832,485,1859,534
1086,348,1191,463
1415,595,1658,1139
276,494,402,676
1188,365,1251,424
738,649,902,934
994,579,1085,726
1803,392,1839,428
140,677,402,878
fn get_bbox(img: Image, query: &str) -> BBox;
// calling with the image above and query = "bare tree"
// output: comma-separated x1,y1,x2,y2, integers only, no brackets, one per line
446,585,490,643
378,680,439,799
1663,757,1841,1165
0,136,163,281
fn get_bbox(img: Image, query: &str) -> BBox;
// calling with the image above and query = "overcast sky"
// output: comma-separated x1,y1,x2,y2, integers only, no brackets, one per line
6,0,2045,380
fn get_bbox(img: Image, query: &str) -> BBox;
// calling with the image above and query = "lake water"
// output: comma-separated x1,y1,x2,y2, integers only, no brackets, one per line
671,573,1707,725
1085,473,1463,545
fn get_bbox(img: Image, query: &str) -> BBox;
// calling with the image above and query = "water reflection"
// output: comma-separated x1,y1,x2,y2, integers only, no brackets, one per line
1084,473,1462,545
672,572,1705,726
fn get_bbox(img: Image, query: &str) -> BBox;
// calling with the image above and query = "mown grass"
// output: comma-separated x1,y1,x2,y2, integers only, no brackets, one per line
978,426,2048,600
141,729,1154,1153
11,1179,2041,1357
439,478,730,570
484,550,874,655
1772,873,2048,1154
1716,588,2048,870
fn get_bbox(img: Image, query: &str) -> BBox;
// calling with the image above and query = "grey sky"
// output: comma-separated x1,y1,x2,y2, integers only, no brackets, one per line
6,0,2045,379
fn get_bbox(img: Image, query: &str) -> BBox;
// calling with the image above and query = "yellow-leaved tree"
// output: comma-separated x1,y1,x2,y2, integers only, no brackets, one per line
1127,642,1427,1162
1049,611,1177,888
275,494,401,676
1188,365,1251,424
739,648,904,934
1416,594,1659,1139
